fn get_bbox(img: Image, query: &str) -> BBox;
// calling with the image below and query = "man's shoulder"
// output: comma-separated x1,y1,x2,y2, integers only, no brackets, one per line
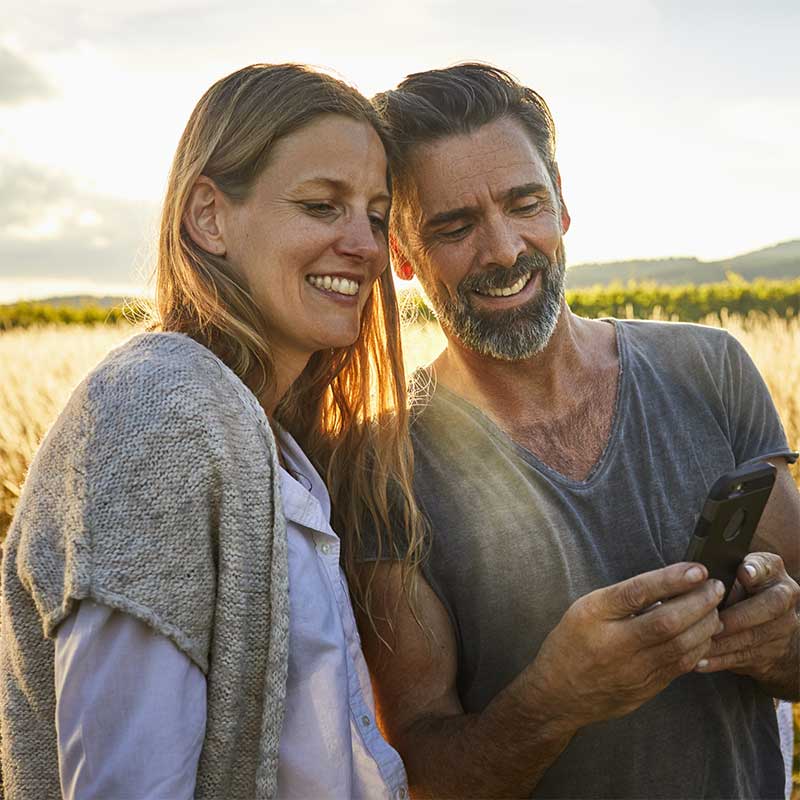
614,319,734,372
615,318,729,349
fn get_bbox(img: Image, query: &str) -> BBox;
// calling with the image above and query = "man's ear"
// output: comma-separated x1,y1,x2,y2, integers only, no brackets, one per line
389,233,415,280
183,176,227,256
555,166,571,235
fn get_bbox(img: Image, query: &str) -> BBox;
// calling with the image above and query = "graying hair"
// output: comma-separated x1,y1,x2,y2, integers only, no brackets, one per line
372,62,559,243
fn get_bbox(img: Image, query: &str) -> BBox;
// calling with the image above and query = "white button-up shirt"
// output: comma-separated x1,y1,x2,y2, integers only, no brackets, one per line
55,428,408,799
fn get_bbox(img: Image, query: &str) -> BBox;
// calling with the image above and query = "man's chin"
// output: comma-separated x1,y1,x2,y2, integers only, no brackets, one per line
441,289,564,361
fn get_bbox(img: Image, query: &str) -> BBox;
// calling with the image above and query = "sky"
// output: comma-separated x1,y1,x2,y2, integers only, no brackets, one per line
1,0,798,302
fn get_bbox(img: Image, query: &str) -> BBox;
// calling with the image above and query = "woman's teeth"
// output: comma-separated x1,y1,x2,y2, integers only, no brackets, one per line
306,275,360,296
476,273,531,298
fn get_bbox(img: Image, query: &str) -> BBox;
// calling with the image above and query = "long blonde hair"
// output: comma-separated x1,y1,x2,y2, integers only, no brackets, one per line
152,63,425,629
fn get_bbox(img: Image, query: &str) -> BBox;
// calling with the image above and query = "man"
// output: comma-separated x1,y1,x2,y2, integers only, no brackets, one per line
356,64,800,799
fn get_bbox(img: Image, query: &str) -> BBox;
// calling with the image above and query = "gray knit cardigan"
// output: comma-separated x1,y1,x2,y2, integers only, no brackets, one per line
0,332,290,799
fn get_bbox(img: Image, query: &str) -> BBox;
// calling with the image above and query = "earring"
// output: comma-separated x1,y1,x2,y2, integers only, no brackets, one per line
390,233,414,280
395,259,414,280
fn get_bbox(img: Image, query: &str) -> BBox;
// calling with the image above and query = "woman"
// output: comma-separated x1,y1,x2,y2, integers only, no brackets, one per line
0,64,423,799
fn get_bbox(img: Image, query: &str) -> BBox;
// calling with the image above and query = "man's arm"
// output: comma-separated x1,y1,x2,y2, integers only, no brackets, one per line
699,459,800,699
754,459,800,578
357,561,723,799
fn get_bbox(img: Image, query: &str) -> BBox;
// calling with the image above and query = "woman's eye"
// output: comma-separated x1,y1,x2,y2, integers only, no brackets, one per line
302,202,337,217
369,214,388,233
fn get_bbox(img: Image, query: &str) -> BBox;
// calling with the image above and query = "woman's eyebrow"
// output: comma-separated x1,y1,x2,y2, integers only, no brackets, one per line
292,177,390,203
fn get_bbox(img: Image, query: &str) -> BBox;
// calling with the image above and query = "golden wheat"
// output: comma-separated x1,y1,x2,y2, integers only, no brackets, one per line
1,314,798,536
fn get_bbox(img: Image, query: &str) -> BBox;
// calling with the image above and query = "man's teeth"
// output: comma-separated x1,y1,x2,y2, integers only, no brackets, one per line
477,273,531,298
306,275,360,296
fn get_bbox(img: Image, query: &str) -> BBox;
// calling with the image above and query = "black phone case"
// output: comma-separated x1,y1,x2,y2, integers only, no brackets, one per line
683,462,776,603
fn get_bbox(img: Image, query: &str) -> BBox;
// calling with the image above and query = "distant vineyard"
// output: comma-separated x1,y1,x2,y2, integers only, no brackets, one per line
400,276,800,325
0,301,132,329
2,277,800,331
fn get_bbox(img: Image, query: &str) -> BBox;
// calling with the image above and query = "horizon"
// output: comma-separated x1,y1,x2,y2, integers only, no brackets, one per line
1,236,796,305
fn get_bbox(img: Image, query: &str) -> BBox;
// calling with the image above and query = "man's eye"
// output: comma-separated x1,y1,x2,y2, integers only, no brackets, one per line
439,224,472,240
513,201,541,215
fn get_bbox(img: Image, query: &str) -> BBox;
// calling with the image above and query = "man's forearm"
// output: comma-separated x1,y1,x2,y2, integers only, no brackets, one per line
395,669,577,799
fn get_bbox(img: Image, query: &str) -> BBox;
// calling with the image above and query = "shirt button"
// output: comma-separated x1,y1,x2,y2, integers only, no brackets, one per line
397,788,407,799
361,714,371,727
320,543,331,555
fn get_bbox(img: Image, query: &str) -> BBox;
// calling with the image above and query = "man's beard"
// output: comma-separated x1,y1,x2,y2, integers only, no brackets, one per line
425,251,566,361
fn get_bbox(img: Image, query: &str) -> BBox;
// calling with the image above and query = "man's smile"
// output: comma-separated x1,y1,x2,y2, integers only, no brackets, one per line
469,270,543,310
473,271,533,298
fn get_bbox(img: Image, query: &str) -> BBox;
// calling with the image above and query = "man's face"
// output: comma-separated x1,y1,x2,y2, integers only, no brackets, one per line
400,116,570,361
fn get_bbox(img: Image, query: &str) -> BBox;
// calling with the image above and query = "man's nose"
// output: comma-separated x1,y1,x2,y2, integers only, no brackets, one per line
480,216,526,269
333,214,382,261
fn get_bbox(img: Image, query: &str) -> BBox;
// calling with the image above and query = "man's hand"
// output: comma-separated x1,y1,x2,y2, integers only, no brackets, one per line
356,561,724,798
530,562,725,728
696,552,800,698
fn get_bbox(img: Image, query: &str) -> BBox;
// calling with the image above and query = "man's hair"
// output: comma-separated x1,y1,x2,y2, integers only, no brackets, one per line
372,63,559,242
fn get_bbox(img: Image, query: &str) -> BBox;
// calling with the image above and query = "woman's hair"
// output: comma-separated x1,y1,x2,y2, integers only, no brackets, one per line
152,63,426,634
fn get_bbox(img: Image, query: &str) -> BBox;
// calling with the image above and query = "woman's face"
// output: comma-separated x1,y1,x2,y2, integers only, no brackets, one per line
222,114,390,368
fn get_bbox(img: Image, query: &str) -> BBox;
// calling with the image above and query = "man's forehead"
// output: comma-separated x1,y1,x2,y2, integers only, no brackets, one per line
406,117,552,213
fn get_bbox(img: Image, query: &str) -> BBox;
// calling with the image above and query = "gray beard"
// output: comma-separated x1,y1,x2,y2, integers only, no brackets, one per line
425,251,566,361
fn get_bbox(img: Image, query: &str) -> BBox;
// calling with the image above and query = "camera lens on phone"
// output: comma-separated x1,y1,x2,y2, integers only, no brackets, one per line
722,508,747,541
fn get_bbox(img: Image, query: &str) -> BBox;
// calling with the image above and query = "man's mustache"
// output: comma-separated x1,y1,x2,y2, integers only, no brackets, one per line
459,251,552,296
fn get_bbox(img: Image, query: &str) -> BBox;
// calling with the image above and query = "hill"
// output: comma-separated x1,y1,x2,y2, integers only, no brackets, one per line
566,240,800,288
30,294,134,309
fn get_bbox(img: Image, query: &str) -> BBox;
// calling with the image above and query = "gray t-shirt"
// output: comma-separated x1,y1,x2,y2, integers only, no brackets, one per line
373,320,797,799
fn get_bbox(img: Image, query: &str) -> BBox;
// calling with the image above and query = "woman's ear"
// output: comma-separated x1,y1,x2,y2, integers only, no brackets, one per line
183,176,227,256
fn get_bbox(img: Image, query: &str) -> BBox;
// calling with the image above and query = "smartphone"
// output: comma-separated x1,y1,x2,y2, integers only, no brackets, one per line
683,462,776,604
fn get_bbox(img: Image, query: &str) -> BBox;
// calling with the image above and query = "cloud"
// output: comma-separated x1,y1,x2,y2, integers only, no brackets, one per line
0,46,53,105
0,160,158,283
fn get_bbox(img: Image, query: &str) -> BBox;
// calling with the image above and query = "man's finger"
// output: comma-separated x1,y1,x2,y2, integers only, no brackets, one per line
601,563,708,618
738,552,785,592
725,579,747,607
706,612,793,658
694,637,788,674
719,581,799,635
695,647,756,673
644,602,720,668
632,581,723,647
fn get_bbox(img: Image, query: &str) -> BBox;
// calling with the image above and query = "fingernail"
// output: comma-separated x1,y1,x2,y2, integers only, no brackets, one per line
716,621,725,635
713,580,725,596
744,563,757,578
696,659,709,670
686,567,704,582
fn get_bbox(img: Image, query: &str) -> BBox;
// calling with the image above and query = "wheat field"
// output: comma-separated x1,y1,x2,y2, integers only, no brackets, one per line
0,314,798,791
2,314,799,534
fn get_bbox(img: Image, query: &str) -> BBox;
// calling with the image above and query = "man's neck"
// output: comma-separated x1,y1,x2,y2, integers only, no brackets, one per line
431,305,618,427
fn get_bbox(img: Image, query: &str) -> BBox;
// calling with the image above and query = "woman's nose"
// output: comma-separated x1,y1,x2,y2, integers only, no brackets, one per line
333,214,383,261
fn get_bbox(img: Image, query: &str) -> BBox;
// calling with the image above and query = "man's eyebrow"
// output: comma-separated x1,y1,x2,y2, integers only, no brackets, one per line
293,177,390,203
424,206,476,229
506,181,550,200
424,182,551,229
